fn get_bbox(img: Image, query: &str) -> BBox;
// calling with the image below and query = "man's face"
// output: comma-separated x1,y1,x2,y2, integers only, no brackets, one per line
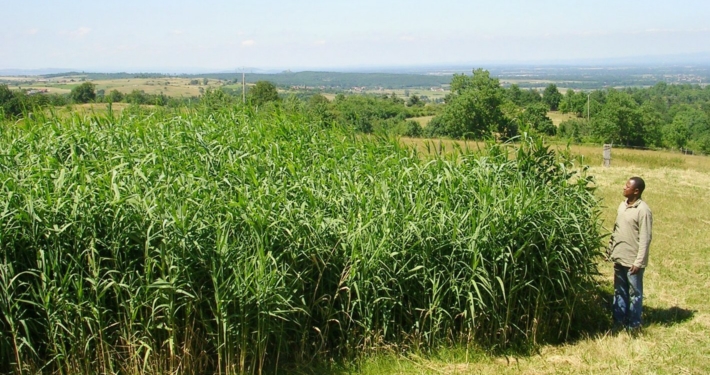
623,179,637,199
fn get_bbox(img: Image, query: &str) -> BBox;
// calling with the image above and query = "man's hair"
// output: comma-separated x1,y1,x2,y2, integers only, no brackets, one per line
629,176,646,195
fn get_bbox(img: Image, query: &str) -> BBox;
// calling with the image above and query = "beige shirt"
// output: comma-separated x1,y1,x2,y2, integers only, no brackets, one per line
610,199,653,268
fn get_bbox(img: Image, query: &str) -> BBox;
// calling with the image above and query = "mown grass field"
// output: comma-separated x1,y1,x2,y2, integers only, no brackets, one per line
349,145,710,375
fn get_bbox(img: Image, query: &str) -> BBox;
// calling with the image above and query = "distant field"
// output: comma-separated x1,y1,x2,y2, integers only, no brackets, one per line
408,115,435,127
1,75,229,97
359,88,448,101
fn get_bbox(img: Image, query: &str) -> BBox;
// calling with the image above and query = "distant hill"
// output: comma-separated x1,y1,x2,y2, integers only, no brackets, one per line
197,71,452,89
4,62,707,90
36,71,453,90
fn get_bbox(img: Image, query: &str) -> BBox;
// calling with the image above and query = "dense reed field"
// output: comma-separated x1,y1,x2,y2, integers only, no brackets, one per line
0,106,602,374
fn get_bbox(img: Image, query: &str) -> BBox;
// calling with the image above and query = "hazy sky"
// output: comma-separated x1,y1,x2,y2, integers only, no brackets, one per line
2,0,709,72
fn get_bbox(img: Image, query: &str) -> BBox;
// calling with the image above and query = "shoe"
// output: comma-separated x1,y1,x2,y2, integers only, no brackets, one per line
610,323,624,335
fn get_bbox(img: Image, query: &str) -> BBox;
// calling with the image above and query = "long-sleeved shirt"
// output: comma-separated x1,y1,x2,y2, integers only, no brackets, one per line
610,199,653,268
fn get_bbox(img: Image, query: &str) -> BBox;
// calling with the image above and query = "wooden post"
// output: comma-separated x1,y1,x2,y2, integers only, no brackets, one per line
603,144,612,167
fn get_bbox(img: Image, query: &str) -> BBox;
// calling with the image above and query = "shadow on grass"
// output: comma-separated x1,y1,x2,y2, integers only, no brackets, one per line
645,305,695,327
272,282,697,374
567,280,696,342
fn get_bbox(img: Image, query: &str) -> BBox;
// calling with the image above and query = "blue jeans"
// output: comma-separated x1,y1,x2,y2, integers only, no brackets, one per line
613,263,644,329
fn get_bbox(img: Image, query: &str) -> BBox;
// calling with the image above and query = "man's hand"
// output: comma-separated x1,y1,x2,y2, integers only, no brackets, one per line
630,265,640,275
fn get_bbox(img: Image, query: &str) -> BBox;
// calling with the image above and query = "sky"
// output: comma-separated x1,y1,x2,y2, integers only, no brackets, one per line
2,0,710,72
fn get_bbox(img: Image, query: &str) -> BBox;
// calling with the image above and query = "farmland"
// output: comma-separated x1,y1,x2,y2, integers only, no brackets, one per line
1,75,229,97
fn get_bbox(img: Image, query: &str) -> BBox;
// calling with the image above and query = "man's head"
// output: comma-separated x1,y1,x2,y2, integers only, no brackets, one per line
623,176,645,200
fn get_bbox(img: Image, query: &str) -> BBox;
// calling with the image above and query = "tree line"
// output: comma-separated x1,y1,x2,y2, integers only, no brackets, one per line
556,82,710,153
3,72,710,154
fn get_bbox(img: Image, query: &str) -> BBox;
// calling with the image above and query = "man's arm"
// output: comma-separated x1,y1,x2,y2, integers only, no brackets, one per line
633,207,653,269
606,223,617,261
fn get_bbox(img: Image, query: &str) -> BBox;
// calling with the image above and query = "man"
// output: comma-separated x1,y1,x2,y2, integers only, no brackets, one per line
608,176,652,334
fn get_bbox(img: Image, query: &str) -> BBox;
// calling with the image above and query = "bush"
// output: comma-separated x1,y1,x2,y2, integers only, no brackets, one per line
404,119,423,137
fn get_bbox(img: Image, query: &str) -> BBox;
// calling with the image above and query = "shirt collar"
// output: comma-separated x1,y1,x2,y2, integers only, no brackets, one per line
626,198,643,208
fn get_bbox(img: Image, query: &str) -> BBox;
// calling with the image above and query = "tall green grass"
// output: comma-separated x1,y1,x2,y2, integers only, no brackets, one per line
0,106,602,374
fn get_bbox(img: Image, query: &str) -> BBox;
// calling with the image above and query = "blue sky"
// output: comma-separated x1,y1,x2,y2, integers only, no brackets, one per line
2,0,709,72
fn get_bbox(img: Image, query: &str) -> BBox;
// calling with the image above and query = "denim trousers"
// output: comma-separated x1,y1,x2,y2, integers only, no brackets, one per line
613,263,644,328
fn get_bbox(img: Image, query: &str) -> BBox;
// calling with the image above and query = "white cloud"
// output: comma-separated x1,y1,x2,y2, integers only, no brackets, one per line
171,30,184,35
67,27,91,38
314,40,326,45
27,28,39,35
242,39,256,47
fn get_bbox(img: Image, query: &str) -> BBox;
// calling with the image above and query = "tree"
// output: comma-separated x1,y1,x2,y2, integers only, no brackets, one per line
406,94,424,107
638,102,664,147
665,107,709,150
125,90,147,105
433,69,507,139
557,118,591,143
107,89,124,103
663,116,690,149
70,82,96,103
249,81,280,106
521,103,556,135
307,94,333,124
559,89,587,116
542,84,563,111
403,120,422,137
0,84,13,107
200,88,234,111
507,84,523,106
0,84,19,118
519,88,542,106
599,89,645,146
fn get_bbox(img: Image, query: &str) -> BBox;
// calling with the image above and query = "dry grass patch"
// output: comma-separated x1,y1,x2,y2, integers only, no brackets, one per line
408,115,434,127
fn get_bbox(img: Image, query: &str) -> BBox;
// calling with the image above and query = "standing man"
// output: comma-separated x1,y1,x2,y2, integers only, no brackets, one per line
608,176,652,334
